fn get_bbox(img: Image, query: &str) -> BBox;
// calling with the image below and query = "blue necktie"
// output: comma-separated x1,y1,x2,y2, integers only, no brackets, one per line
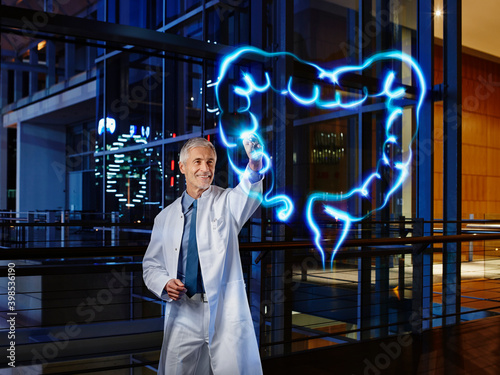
185,199,199,297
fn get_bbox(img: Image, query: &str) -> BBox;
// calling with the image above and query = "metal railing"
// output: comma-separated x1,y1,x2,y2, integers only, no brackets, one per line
0,211,126,249
0,217,499,372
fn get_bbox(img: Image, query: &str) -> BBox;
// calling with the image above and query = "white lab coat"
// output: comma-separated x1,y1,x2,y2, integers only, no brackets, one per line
143,175,263,375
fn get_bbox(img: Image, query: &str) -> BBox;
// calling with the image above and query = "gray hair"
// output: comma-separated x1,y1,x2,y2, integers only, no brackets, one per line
179,137,217,164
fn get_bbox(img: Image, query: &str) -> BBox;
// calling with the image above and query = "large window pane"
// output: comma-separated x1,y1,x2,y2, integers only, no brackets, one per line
105,147,162,222
104,52,163,150
164,141,184,206
164,58,203,137
294,0,358,64
206,0,250,45
106,0,163,29
166,0,203,25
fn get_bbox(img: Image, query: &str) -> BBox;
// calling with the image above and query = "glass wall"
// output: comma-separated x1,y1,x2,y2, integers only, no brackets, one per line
104,147,162,222
88,0,423,235
96,52,163,152
67,122,99,213
290,0,419,242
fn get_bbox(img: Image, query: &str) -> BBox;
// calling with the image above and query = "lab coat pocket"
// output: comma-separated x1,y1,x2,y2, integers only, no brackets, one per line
223,279,249,323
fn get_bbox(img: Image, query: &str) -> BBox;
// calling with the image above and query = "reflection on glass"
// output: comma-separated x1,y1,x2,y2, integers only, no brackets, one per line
104,53,163,150
164,59,203,136
104,144,162,222
164,142,183,206
206,0,250,45
205,62,220,131
166,0,203,25
293,119,353,220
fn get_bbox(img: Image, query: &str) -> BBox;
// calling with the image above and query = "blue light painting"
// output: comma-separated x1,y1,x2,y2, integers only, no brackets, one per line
215,46,426,268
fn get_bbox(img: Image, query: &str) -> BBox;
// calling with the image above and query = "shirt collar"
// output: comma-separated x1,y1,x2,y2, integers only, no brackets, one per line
181,191,195,213
181,185,213,212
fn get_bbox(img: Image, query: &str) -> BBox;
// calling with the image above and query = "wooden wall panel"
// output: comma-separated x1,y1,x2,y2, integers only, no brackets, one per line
487,148,500,177
433,46,500,220
485,176,500,201
486,116,500,149
491,88,500,118
463,145,487,176
462,113,488,146
434,141,443,174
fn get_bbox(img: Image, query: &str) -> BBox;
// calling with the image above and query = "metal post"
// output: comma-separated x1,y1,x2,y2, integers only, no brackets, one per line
468,213,473,261
111,211,119,246
398,256,405,332
417,0,435,332
47,211,56,247
442,0,462,326
0,66,8,108
375,254,390,338
65,39,76,81
61,210,66,247
270,0,294,356
28,212,35,247
357,0,376,340
29,48,39,95
412,218,429,333
250,0,265,347
358,254,372,340
46,40,56,88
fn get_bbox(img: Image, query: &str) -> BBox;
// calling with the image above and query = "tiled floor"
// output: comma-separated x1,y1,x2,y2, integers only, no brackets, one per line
262,314,500,374
265,258,500,374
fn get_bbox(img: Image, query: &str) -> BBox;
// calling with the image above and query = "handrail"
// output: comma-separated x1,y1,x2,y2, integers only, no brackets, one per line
0,221,152,227
248,232,500,252
5,218,500,227
0,245,147,260
2,232,500,260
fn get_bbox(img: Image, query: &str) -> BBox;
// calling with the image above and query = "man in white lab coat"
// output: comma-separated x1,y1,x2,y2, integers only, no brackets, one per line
143,136,264,375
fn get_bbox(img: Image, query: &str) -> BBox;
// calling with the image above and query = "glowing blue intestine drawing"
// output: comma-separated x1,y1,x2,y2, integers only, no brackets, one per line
214,46,426,268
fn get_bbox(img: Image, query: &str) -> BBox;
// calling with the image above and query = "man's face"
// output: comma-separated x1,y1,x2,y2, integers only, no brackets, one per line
179,146,216,198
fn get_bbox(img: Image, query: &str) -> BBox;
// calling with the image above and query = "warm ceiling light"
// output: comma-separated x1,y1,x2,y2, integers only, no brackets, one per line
435,9,442,17
37,40,46,50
